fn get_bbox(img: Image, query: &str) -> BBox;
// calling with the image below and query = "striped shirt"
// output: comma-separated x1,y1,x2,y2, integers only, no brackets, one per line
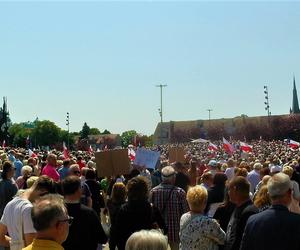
150,183,189,242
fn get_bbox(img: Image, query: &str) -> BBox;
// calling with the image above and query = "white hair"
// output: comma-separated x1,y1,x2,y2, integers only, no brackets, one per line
21,165,33,176
125,229,168,250
267,173,292,199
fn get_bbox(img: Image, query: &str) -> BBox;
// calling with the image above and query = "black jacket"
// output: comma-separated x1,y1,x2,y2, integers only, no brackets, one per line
240,205,300,250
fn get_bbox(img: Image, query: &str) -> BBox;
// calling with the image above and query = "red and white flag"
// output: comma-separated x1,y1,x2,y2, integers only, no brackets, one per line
2,140,5,149
285,139,300,149
208,142,218,151
223,137,235,154
28,149,37,158
128,148,136,161
63,142,70,159
88,145,94,155
240,141,253,152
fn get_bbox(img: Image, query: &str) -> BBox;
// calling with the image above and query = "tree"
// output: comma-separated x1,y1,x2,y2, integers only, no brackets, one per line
101,129,111,135
90,128,101,135
121,130,137,147
8,123,32,147
31,120,61,146
80,122,90,139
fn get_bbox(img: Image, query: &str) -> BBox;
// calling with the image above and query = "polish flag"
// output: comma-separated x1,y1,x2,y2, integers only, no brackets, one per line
284,139,300,149
223,137,235,154
2,140,5,149
191,138,209,143
63,142,70,159
240,142,253,152
208,142,218,151
88,145,94,155
28,149,37,158
128,148,136,161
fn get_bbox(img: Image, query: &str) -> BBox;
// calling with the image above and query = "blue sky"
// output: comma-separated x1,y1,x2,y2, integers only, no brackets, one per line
0,1,299,135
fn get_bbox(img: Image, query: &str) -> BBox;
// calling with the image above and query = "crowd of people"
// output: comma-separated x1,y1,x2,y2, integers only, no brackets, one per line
0,139,300,250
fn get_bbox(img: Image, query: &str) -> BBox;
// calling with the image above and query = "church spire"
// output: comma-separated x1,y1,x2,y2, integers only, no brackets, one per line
292,76,300,114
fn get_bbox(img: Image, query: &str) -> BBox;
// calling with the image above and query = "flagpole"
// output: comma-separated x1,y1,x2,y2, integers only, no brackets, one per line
156,84,167,144
66,112,70,149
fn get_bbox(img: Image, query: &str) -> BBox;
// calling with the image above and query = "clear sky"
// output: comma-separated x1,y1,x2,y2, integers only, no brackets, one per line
0,1,299,135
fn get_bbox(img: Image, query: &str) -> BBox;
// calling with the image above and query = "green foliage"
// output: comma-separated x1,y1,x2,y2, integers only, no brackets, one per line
101,129,111,135
90,128,101,135
80,122,90,139
8,123,32,147
121,130,137,147
31,120,61,146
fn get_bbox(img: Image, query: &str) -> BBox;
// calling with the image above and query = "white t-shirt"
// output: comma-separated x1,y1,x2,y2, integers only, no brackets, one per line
0,196,36,250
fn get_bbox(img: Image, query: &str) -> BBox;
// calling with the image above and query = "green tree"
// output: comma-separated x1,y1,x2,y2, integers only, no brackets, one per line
31,120,61,146
121,130,137,147
101,129,111,135
80,122,90,139
8,123,32,147
90,128,101,135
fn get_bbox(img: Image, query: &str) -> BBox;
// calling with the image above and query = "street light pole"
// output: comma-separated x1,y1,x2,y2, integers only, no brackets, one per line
66,112,70,149
264,86,271,124
207,109,213,127
156,84,167,144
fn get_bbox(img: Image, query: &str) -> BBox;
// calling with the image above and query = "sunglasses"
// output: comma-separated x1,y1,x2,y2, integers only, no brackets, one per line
58,216,74,226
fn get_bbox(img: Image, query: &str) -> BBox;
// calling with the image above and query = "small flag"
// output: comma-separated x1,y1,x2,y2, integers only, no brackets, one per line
208,142,218,151
128,148,136,161
240,141,253,152
88,145,94,155
28,149,37,158
63,142,70,159
2,140,6,149
284,139,300,149
223,137,235,154
191,138,209,143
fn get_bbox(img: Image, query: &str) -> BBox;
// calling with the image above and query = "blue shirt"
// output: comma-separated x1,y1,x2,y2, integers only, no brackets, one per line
14,160,23,179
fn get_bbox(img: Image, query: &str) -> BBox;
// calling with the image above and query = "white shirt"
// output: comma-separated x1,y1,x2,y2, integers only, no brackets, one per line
0,196,36,250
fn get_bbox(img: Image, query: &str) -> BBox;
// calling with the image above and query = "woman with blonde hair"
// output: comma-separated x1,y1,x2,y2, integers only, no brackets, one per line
179,186,225,250
253,185,271,212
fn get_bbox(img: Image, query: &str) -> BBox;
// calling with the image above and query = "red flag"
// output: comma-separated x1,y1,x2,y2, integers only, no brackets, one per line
88,145,94,155
284,139,300,149
223,137,235,154
240,141,253,152
63,142,70,159
208,142,218,151
128,148,136,161
28,149,37,158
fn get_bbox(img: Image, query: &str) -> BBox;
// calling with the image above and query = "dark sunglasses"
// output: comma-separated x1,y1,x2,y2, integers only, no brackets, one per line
58,216,74,226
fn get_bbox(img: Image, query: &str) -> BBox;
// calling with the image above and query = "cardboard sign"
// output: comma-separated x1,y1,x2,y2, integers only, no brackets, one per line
169,147,185,163
133,148,160,169
95,149,130,177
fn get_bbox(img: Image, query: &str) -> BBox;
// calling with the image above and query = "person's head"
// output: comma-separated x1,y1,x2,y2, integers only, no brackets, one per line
282,166,294,179
21,165,33,178
267,173,293,206
259,167,270,179
125,229,168,250
62,176,81,201
47,154,57,167
186,185,208,213
227,158,235,168
31,194,71,244
161,166,176,184
253,162,262,171
85,168,96,180
27,157,37,167
111,182,126,203
213,173,227,187
80,167,89,177
235,168,248,178
63,159,70,168
26,176,39,188
68,164,81,176
126,176,148,201
200,172,213,187
30,175,57,200
1,161,15,179
228,176,250,206
254,185,271,209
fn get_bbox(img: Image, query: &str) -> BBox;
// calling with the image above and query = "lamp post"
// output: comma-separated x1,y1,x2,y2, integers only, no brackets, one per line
156,84,167,144
66,112,70,148
264,86,271,124
207,109,213,127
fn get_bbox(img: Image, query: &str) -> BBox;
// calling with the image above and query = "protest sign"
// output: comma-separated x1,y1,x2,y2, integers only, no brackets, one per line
133,148,160,169
95,149,130,177
169,147,185,163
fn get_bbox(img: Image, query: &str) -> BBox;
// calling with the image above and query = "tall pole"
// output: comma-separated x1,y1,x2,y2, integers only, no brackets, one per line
264,86,271,124
156,84,167,144
66,112,70,149
207,109,213,127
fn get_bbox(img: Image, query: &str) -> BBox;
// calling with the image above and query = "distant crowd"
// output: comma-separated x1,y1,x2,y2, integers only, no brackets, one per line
1,139,300,250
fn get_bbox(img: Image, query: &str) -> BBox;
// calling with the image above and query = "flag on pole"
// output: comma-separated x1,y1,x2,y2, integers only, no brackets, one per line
223,137,235,154
208,142,218,151
28,149,37,158
88,145,94,155
240,141,253,152
284,139,300,149
128,148,136,161
63,142,70,159
2,140,6,149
